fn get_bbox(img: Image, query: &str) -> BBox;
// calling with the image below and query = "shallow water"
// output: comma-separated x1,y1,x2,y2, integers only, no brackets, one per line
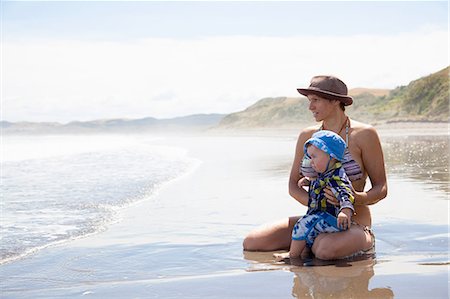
1,135,198,264
382,134,449,195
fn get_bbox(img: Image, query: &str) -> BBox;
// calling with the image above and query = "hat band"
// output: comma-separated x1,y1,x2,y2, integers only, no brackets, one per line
307,86,347,97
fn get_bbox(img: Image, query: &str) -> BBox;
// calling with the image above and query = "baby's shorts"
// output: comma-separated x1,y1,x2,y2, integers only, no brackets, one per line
292,211,341,247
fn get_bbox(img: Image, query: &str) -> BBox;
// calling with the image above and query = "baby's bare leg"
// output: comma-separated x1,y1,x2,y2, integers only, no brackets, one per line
274,239,306,261
289,240,306,258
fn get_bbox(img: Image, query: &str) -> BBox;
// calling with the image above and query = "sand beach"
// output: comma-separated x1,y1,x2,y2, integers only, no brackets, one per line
1,124,449,298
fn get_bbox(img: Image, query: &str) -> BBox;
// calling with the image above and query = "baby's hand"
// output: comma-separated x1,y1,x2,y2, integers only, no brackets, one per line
337,209,352,230
297,177,311,188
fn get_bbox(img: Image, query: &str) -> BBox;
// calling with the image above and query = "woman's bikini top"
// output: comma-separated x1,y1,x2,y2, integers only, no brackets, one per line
300,121,363,181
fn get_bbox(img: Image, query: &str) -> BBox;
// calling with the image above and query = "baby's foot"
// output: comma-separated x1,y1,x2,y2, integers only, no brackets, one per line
300,247,312,259
273,252,290,262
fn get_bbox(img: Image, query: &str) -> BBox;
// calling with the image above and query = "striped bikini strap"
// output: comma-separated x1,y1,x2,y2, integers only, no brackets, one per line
320,118,350,146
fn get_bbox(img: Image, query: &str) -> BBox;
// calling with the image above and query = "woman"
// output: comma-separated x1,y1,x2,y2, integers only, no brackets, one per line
243,75,388,260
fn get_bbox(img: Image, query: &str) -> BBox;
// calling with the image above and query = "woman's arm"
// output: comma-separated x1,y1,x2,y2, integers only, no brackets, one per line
353,126,388,205
323,125,388,207
288,129,315,206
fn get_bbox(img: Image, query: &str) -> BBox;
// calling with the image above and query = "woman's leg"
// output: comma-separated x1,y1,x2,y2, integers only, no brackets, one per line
243,216,300,251
311,224,373,260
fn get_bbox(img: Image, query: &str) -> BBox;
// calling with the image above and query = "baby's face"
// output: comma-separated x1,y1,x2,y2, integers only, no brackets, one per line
306,145,330,173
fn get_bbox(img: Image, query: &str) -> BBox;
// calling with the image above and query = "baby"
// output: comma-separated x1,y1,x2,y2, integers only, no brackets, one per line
276,130,355,260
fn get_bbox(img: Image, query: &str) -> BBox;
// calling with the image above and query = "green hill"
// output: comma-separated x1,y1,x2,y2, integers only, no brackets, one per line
219,97,314,128
219,66,449,128
366,66,449,121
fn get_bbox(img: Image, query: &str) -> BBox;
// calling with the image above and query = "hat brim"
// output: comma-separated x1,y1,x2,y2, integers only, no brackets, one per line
297,88,353,106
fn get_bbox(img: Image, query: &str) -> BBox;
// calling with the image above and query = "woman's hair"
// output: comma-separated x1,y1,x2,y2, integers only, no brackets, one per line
323,98,346,111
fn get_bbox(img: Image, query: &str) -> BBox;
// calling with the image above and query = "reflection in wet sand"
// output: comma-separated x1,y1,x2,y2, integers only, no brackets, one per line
291,259,393,299
243,251,394,298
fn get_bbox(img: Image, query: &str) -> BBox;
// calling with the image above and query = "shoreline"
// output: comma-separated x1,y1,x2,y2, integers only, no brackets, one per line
374,120,449,136
208,121,449,140
2,120,449,137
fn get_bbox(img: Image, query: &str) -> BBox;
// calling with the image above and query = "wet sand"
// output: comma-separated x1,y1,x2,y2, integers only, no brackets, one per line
1,127,449,298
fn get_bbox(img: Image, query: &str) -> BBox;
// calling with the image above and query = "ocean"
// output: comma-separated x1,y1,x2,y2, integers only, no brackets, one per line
1,134,199,265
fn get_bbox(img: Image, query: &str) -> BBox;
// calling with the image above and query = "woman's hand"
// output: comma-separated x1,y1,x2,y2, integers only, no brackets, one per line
324,184,359,206
324,186,340,206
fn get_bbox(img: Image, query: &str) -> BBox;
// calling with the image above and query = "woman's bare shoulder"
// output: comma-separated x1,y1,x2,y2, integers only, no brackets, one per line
350,119,377,133
298,124,320,141
301,124,321,135
350,119,373,130
350,119,380,144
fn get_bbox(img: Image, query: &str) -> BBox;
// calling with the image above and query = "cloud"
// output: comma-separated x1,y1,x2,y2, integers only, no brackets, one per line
3,29,448,122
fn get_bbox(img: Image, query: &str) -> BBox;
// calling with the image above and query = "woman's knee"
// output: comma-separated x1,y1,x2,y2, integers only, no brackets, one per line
312,228,369,260
242,230,280,251
312,242,338,260
243,234,258,251
311,235,340,260
242,217,299,251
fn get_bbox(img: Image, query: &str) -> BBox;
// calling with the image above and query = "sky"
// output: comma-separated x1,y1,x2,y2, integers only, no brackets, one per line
1,1,448,123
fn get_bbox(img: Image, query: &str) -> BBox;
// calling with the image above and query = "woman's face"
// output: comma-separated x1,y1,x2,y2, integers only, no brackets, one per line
306,145,330,173
307,94,339,121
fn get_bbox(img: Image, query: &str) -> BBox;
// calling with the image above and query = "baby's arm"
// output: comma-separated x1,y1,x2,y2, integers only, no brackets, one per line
329,168,355,213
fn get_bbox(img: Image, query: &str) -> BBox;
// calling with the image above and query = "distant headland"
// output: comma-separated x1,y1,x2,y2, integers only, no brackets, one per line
2,66,448,134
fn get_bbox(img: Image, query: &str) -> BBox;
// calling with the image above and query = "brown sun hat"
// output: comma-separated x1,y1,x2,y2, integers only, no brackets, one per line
297,75,353,106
